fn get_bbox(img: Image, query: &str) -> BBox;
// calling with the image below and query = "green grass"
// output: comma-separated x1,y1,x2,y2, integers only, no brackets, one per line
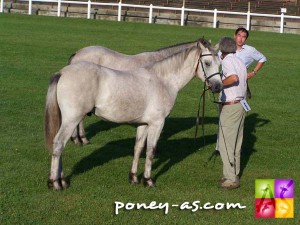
0,14,299,224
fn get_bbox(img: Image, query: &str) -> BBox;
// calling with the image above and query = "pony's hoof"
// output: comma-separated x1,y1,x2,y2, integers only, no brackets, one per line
143,177,156,187
48,179,62,190
48,178,69,190
71,137,82,146
61,178,69,189
129,172,140,185
81,138,90,145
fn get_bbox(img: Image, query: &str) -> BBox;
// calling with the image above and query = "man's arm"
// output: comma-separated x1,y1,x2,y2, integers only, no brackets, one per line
223,74,239,88
247,62,265,79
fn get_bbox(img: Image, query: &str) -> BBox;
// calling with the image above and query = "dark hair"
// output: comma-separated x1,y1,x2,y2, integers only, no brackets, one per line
235,27,249,39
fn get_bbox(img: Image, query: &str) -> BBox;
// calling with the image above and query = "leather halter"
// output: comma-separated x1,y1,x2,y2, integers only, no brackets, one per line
196,53,221,82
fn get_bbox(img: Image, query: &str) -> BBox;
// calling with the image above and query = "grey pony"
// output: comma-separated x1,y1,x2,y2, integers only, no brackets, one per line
45,43,222,190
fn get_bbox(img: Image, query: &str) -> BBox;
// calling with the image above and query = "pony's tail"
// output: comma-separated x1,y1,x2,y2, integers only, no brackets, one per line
44,73,62,152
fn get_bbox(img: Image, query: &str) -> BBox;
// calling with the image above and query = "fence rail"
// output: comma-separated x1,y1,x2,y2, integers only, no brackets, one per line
1,0,300,33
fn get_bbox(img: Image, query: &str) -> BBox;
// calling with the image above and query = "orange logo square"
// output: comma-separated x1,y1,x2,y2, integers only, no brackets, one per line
275,199,294,218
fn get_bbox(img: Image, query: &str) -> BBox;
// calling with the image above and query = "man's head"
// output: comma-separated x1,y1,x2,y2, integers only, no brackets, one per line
234,27,249,48
219,37,237,54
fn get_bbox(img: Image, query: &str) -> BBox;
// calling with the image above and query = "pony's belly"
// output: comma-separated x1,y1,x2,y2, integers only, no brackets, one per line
94,106,144,124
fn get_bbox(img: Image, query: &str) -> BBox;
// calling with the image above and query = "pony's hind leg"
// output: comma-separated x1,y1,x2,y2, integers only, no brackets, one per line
48,157,69,189
48,121,79,190
48,141,65,190
129,125,148,185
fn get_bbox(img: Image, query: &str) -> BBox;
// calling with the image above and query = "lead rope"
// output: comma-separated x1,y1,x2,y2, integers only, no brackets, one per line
194,55,220,146
194,83,210,146
193,51,221,148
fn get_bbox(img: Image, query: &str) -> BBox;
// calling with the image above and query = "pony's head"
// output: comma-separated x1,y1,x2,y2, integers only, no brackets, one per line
196,40,222,93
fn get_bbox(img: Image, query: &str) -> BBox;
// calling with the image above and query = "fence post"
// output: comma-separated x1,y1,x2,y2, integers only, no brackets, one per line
87,0,91,19
57,0,61,17
149,4,153,23
118,1,122,22
180,5,185,26
246,10,250,30
28,0,32,15
280,12,284,33
1,0,4,13
213,9,217,28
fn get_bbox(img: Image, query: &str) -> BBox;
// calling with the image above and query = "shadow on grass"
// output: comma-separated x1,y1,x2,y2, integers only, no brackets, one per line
67,117,215,181
240,113,270,178
67,113,269,182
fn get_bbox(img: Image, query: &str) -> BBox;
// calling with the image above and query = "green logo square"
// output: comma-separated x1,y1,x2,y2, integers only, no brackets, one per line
255,179,275,198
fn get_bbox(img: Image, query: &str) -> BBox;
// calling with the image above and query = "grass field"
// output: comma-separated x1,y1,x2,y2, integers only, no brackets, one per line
0,14,299,224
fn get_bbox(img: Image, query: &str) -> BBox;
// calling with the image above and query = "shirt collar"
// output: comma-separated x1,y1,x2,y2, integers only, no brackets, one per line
237,45,246,52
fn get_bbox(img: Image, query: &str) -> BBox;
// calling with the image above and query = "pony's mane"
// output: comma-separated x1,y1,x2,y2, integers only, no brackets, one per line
147,46,201,76
154,37,216,55
154,40,197,52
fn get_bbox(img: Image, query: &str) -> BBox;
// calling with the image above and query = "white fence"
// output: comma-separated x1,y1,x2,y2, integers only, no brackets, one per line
1,0,300,33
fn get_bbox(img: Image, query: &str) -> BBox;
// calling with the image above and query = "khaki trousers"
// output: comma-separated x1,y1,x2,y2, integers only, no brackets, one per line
218,103,245,184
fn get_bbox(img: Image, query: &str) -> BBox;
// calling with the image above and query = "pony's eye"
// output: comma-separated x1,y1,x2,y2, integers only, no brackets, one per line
205,62,211,66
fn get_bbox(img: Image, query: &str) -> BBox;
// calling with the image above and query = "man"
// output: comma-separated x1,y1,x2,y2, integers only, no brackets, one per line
215,27,267,155
234,27,267,80
217,37,248,189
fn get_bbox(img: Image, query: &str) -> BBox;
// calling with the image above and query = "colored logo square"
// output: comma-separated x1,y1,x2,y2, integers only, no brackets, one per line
274,179,294,198
255,198,275,218
255,179,274,198
275,198,294,218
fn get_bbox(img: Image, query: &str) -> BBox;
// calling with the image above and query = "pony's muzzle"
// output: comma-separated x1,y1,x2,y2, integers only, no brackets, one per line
210,82,223,93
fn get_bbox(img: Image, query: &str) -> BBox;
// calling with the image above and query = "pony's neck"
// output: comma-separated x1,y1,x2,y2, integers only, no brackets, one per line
150,47,201,93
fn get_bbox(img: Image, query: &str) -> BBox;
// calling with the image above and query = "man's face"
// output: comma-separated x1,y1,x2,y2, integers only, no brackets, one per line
234,31,248,48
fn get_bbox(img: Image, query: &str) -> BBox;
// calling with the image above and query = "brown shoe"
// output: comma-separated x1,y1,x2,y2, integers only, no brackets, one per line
221,181,240,189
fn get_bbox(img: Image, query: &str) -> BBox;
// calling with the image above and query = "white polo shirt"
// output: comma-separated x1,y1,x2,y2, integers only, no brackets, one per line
220,53,247,102
236,44,267,68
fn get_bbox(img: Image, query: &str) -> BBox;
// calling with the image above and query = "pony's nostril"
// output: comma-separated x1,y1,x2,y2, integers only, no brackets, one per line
212,83,222,93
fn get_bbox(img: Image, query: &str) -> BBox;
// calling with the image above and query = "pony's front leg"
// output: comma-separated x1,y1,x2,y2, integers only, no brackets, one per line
143,121,165,187
71,120,90,145
71,126,81,145
78,120,90,145
130,125,148,185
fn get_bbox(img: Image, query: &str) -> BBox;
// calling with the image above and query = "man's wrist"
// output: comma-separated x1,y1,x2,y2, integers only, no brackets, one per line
252,70,257,75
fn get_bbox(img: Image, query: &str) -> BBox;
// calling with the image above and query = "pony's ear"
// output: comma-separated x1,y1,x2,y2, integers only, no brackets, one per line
198,42,206,52
214,43,220,51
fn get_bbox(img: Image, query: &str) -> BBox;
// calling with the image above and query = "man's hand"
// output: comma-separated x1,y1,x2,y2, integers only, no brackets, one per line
247,70,256,79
